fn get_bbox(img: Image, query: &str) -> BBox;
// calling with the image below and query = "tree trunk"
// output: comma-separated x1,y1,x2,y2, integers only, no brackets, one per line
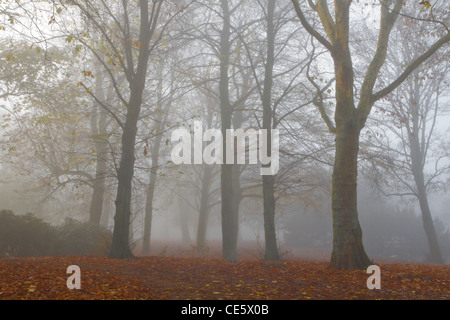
196,165,213,252
179,196,192,244
417,186,443,263
89,149,107,225
109,104,140,259
410,134,443,264
89,113,108,225
328,2,371,269
221,161,238,261
263,174,279,260
261,0,279,261
142,130,164,255
109,0,151,259
330,121,371,270
219,0,238,261
142,159,158,256
109,69,146,259
89,64,108,225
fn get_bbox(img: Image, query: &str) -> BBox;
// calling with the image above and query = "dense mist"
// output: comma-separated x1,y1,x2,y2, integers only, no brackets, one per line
1,0,449,270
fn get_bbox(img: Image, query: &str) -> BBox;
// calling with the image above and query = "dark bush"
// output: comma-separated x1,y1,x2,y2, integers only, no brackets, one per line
54,218,112,256
0,210,56,258
0,210,112,258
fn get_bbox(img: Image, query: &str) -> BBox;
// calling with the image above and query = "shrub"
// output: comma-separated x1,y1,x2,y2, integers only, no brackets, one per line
0,210,56,258
55,218,112,256
0,210,112,258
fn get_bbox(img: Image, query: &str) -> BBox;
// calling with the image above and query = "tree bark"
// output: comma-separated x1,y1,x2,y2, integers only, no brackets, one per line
330,120,371,269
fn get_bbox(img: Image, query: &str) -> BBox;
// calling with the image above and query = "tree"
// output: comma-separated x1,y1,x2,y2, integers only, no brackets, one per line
1,40,102,222
361,6,450,263
291,0,450,269
88,63,114,225
59,0,185,258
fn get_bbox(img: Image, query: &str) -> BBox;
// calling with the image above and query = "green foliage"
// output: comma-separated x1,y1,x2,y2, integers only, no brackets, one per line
0,210,112,258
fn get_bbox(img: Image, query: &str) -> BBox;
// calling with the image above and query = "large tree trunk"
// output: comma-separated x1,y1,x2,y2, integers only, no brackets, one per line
330,121,371,270
328,2,371,270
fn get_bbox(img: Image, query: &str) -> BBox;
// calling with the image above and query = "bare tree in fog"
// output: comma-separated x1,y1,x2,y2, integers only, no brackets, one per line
291,0,450,269
55,0,192,258
361,6,450,263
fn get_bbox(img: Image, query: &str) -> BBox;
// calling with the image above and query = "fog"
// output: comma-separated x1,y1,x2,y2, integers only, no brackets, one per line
0,0,449,269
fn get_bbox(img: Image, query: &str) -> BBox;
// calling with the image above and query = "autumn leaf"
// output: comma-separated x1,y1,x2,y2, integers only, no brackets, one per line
0,255,448,300
419,1,431,9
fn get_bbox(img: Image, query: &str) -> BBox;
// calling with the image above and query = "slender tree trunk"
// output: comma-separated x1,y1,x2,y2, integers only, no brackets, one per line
89,142,107,225
89,64,108,225
221,160,237,261
142,75,165,255
410,131,443,263
179,196,192,244
263,175,278,260
196,165,213,252
89,111,108,225
142,130,164,255
100,197,112,229
109,1,152,259
416,185,443,263
261,0,279,261
110,99,141,259
219,0,238,261
142,157,158,255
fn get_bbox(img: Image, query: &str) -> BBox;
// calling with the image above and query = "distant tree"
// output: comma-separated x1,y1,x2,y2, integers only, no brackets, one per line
361,5,450,263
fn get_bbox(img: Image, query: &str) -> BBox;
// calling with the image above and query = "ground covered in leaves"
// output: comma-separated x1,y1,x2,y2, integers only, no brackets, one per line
0,256,448,300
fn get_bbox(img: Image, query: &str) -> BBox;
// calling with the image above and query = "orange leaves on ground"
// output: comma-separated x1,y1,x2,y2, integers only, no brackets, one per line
0,256,448,300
